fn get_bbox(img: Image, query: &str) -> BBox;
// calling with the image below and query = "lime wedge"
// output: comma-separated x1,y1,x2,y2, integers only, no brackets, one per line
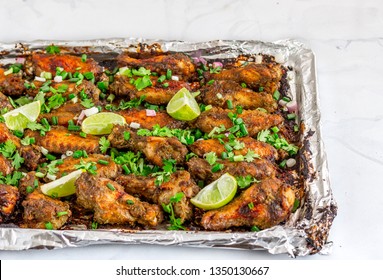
81,112,126,135
2,100,41,131
191,173,237,210
40,169,84,197
166,87,201,121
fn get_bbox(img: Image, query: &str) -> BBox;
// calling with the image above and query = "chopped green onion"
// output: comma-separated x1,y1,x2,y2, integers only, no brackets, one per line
157,75,166,83
79,132,87,138
122,164,130,174
207,79,215,85
46,154,56,161
107,183,115,191
162,82,169,88
57,211,68,217
211,163,224,173
126,200,134,205
239,124,248,136
236,105,243,114
241,83,247,88
271,126,279,133
233,155,244,162
45,222,53,230
279,159,287,168
251,225,260,232
68,93,76,100
26,186,34,193
248,202,254,209
91,221,98,230
72,150,84,159
97,159,109,165
287,113,296,120
273,90,280,100
294,125,299,132
282,96,291,102
227,100,233,109
51,116,58,125
166,69,172,80
292,199,300,212
258,87,264,92
81,54,87,62
123,131,130,141
13,130,23,138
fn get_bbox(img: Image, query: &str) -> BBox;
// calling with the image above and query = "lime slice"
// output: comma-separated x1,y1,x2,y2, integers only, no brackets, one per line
191,173,237,210
166,87,201,121
2,100,41,131
81,112,126,135
40,169,84,197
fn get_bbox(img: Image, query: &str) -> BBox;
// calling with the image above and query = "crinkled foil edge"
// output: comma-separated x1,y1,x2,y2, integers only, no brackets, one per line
0,38,337,257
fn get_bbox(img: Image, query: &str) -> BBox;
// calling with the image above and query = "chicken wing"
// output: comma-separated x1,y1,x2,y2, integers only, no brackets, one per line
200,178,295,230
18,171,38,197
194,107,283,137
116,171,199,222
204,62,283,93
27,53,102,77
57,154,120,179
0,184,19,223
110,75,196,105
118,108,184,130
200,80,277,112
108,125,187,167
0,68,25,96
20,145,42,171
189,137,278,161
39,103,84,126
0,155,13,176
21,191,71,229
0,91,15,111
117,52,196,80
0,123,21,148
187,157,276,183
26,126,100,154
75,173,163,227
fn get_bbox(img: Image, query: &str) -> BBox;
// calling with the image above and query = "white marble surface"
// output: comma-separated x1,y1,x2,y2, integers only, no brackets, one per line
0,0,382,260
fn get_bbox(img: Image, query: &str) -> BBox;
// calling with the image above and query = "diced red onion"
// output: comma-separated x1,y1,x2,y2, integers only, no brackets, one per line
15,57,25,64
286,158,297,168
130,122,141,129
255,55,263,64
40,146,48,155
77,110,86,122
84,107,99,117
34,76,46,82
171,75,179,81
54,75,63,83
286,100,298,113
199,57,207,65
212,61,223,68
193,57,200,64
146,109,157,117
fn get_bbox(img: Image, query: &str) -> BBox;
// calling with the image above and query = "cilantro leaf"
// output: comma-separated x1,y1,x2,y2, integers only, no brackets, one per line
99,137,110,153
204,152,217,165
81,98,94,109
46,45,60,54
244,150,260,162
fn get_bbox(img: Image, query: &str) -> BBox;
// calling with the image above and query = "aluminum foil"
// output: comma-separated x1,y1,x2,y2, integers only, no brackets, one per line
0,39,337,257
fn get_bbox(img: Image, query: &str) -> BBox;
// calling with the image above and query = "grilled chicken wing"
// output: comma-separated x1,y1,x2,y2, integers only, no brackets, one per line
27,53,102,77
20,145,42,171
108,125,187,167
0,123,21,148
39,103,84,126
116,171,199,222
119,108,184,130
187,157,276,184
200,80,277,112
194,107,283,137
57,154,120,179
0,155,13,176
26,126,100,154
110,75,197,105
0,184,19,223
0,91,15,110
75,173,163,227
201,178,295,230
0,68,25,96
22,191,71,229
18,171,38,197
117,53,196,80
204,62,283,93
189,137,278,161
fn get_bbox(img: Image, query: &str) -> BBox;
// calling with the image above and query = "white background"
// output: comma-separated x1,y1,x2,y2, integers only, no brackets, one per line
0,0,382,260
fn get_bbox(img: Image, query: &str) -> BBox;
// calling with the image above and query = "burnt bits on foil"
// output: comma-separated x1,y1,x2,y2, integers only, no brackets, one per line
0,39,337,257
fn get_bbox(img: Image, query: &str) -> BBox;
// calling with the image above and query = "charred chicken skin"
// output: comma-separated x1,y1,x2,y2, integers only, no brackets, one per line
75,173,163,227
0,68,25,96
0,184,19,223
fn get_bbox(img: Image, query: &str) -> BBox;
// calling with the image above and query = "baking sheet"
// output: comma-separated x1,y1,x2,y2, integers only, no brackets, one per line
0,38,337,257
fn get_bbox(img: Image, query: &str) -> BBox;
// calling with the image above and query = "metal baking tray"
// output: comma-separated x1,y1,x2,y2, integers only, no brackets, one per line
0,38,337,257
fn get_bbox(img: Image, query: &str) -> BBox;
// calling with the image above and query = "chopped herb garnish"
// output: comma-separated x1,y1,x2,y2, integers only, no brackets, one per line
241,83,247,88
157,75,166,83
81,54,87,62
126,199,134,205
91,221,98,230
251,225,260,232
161,192,185,230
46,45,60,54
273,90,280,100
75,159,97,175
57,211,68,217
81,98,94,109
45,222,54,230
211,163,224,173
166,69,172,80
99,137,110,153
123,131,130,141
162,82,169,88
97,159,109,165
236,175,259,189
227,100,233,109
205,152,217,165
79,132,87,138
257,129,298,155
248,202,254,209
106,183,115,191
207,79,215,85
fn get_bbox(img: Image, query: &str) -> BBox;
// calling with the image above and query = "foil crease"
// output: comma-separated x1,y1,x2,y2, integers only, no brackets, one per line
0,39,337,257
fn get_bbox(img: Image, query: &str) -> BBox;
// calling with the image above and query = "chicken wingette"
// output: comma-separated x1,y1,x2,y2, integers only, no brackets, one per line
194,107,283,137
39,103,84,126
0,67,25,96
116,171,199,222
75,173,163,227
108,125,187,167
200,80,277,112
204,62,283,93
0,184,19,223
117,52,196,80
0,155,13,176
200,178,295,230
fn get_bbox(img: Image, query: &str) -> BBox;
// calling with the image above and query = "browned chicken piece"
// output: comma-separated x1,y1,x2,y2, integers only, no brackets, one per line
117,52,196,80
187,157,276,184
21,191,71,229
0,154,13,176
20,145,42,171
201,178,295,230
0,68,25,96
76,173,163,227
194,107,283,137
200,80,277,112
27,80,100,103
18,171,38,197
0,91,14,111
27,53,102,77
0,184,19,223
57,154,120,179
189,137,278,161
26,126,100,154
108,125,187,167
116,171,199,222
110,75,197,105
118,108,184,130
39,103,83,126
204,62,283,93
0,123,21,148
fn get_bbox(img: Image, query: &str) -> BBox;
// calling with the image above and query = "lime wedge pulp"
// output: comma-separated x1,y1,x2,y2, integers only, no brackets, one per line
40,169,84,197
2,100,41,131
81,112,126,135
166,87,201,121
191,173,237,210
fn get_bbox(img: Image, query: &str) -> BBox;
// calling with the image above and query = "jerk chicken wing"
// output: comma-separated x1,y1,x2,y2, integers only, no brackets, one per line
201,178,295,230
0,155,13,176
75,173,163,227
0,184,19,223
108,125,187,167
116,171,199,222
0,68,25,96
